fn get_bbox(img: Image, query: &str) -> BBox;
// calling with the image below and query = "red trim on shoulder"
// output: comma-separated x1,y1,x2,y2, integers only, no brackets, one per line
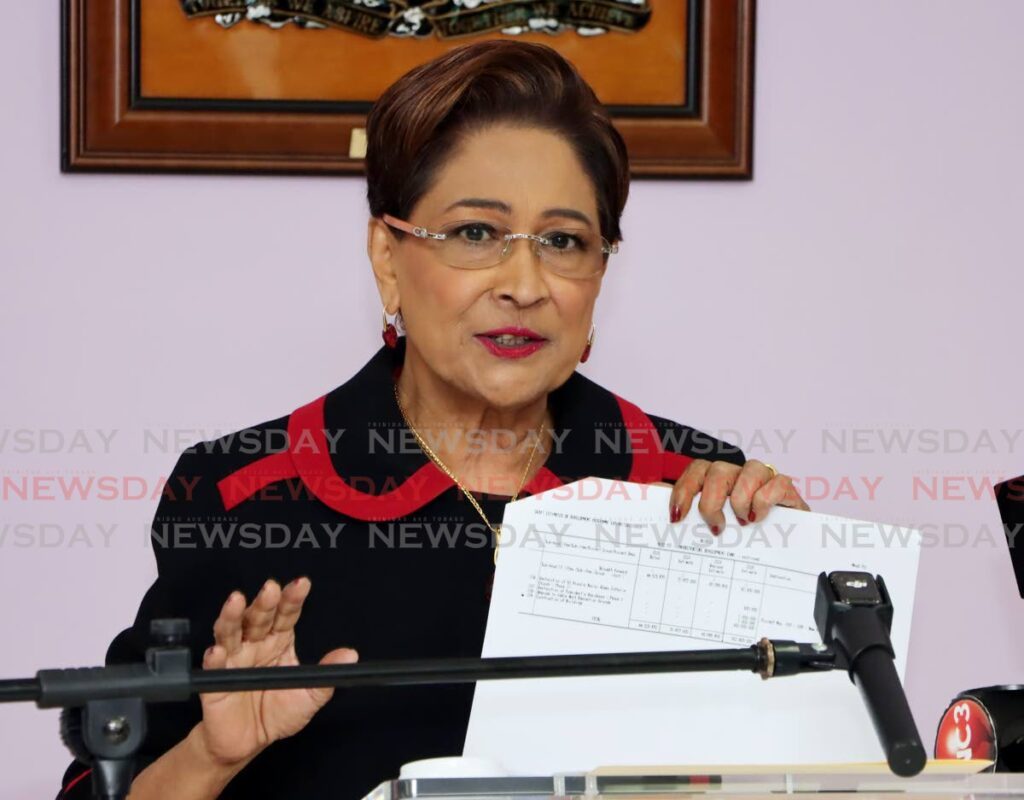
288,396,455,521
62,768,92,796
613,394,694,484
218,451,298,511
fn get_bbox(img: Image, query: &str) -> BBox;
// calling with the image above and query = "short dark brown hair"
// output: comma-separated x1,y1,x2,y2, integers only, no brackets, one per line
365,40,629,244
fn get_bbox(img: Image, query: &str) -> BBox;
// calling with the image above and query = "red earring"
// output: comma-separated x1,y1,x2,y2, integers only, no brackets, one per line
580,324,596,363
382,308,399,349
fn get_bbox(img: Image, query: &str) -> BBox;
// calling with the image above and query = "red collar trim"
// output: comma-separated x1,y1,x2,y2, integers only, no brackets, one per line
217,392,688,516
287,395,457,521
217,450,298,511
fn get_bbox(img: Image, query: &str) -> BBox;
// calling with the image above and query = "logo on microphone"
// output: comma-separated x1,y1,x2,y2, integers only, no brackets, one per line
934,698,996,761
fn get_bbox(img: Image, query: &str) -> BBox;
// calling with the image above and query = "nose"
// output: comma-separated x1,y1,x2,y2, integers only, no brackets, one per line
491,236,550,308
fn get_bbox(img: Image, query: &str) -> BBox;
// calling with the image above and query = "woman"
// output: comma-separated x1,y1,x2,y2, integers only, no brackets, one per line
59,40,808,800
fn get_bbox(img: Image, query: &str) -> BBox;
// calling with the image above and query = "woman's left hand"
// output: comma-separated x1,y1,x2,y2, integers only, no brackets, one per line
669,459,809,532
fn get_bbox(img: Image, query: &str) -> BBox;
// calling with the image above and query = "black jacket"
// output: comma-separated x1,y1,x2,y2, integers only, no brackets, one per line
58,340,744,799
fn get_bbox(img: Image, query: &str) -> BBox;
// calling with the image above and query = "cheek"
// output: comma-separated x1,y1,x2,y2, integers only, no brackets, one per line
553,284,599,334
400,259,487,328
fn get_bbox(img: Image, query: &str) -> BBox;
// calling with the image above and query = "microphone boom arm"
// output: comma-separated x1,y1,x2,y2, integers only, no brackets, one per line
0,571,923,799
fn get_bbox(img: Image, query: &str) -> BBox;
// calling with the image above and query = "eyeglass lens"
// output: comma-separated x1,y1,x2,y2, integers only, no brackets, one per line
435,220,609,276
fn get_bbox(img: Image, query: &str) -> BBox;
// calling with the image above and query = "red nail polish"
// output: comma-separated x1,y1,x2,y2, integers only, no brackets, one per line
748,510,756,522
738,518,747,526
670,505,682,523
711,525,720,535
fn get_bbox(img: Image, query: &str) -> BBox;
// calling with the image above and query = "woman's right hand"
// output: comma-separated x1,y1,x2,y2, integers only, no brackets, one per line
195,577,358,768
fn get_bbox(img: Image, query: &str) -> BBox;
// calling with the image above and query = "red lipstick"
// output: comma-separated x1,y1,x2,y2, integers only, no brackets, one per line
474,327,548,359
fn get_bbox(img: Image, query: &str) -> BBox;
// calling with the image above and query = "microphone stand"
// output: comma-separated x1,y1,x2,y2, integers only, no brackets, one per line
0,571,925,799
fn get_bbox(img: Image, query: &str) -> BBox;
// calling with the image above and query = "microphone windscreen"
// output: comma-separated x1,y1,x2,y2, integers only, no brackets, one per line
995,476,1024,598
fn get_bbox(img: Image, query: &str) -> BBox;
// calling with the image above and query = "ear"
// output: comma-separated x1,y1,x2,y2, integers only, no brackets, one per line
367,216,401,313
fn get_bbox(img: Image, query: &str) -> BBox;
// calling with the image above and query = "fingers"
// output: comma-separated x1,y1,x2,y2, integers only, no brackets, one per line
210,576,312,663
200,642,231,706
669,460,711,523
212,590,246,658
307,647,360,708
750,474,810,522
201,579,328,722
695,461,741,533
242,579,283,642
205,591,244,703
728,460,778,524
271,577,312,634
669,459,808,534
203,643,227,670
322,647,359,666
670,460,744,533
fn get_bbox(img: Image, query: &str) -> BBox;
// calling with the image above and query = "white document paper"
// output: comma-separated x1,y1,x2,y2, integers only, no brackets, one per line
463,478,922,774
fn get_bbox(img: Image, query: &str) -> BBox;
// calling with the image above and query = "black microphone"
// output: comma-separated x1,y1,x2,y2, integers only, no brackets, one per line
814,571,927,777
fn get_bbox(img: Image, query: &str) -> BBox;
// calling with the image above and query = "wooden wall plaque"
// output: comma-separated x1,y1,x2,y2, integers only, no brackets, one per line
62,0,755,178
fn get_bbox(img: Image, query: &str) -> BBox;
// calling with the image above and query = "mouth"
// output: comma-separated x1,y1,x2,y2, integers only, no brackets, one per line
474,327,549,359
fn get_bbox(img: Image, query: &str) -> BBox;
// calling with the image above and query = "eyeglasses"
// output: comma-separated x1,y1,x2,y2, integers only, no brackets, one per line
381,213,617,279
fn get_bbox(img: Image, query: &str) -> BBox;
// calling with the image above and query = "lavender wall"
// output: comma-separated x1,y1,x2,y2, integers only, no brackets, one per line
3,1,1023,793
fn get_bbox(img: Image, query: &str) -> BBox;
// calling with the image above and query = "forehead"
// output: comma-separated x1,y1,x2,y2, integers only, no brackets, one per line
418,125,600,220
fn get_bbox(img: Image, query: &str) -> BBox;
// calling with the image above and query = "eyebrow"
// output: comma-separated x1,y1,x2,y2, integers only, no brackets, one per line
442,198,594,228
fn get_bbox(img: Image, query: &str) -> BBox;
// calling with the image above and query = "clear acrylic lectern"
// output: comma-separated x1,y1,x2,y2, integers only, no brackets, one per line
364,768,1024,799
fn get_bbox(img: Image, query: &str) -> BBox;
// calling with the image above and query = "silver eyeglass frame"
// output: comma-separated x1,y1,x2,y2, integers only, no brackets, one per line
380,213,619,259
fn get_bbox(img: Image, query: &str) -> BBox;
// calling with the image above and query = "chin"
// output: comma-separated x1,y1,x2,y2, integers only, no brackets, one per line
476,367,573,408
479,385,543,410
470,372,548,408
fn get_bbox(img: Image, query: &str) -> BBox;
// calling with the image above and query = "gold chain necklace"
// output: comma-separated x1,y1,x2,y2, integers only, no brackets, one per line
393,383,545,564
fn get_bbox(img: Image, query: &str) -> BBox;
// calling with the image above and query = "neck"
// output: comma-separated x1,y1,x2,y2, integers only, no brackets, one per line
395,342,551,496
